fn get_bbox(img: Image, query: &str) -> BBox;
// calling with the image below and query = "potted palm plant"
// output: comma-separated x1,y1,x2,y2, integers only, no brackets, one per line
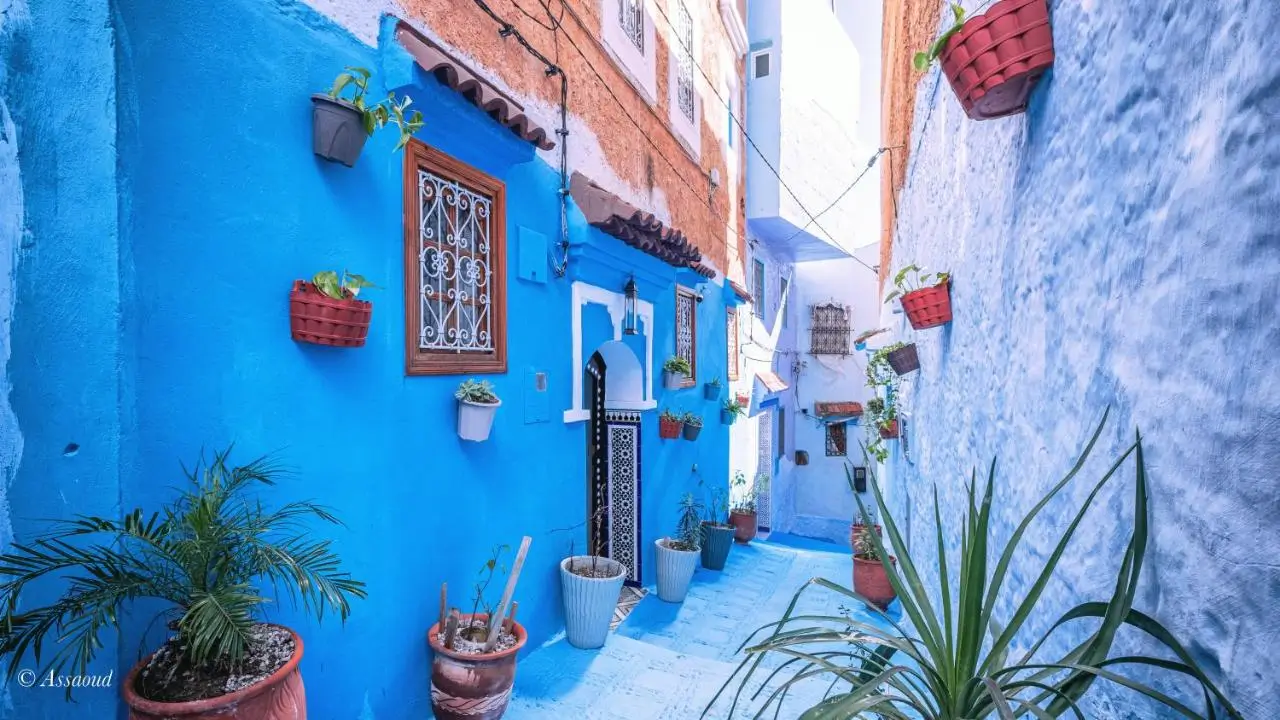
290,270,377,347
457,379,501,442
721,398,745,425
658,408,684,439
728,471,758,544
0,449,365,719
699,486,735,571
559,504,626,649
655,494,703,603
662,356,692,389
430,540,530,720
914,1,1055,121
703,377,722,400
682,412,703,441
704,412,1241,720
884,265,952,331
313,65,424,166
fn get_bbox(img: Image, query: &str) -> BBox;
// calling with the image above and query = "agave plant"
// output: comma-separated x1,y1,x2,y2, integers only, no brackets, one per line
0,448,366,693
705,411,1240,719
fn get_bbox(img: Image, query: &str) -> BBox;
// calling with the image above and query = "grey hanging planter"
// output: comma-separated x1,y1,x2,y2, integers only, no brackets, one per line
887,343,920,376
311,94,368,167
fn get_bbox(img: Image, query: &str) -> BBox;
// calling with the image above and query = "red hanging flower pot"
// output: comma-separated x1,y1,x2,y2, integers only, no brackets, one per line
879,419,900,439
658,415,684,439
939,0,1055,120
901,282,953,330
289,280,372,347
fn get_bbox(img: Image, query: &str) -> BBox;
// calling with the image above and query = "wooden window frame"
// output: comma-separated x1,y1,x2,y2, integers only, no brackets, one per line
726,307,739,381
403,140,507,376
675,284,698,387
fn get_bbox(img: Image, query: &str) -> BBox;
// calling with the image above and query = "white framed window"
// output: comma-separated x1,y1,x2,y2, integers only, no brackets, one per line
666,0,700,158
602,0,657,104
752,50,771,79
752,258,766,317
674,1,695,124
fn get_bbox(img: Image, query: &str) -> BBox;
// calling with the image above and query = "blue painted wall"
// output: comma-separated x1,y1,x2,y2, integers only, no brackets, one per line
889,0,1280,716
1,0,735,717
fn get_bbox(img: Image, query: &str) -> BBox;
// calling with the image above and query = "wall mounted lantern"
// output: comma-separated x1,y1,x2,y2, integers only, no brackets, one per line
623,277,639,335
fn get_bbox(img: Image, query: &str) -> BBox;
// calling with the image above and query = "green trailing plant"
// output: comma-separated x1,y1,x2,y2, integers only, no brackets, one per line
667,493,704,552
327,66,424,150
884,264,952,305
456,378,499,404
0,449,365,697
862,397,894,463
914,2,968,71
722,398,746,417
683,412,704,428
704,410,1240,719
312,270,378,300
866,342,908,391
664,356,693,376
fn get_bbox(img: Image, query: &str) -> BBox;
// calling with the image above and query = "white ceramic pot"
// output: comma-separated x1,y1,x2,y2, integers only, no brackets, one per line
654,539,699,603
663,370,686,390
560,556,627,649
458,398,500,442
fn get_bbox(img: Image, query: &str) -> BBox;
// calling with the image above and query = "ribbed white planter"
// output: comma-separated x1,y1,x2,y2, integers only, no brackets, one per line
559,556,626,649
663,370,686,390
458,398,500,442
654,539,699,603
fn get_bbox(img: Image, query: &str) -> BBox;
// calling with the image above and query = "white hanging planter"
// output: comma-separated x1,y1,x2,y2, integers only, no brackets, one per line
457,398,501,441
663,370,687,390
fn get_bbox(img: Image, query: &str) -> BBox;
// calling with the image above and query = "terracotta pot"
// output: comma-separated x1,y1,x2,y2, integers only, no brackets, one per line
658,417,684,439
729,511,757,544
939,0,1055,120
682,423,702,441
849,523,883,549
123,624,305,719
428,614,527,720
886,344,920,375
700,523,735,570
735,393,750,407
879,420,900,439
289,280,372,347
853,556,898,610
900,283,952,330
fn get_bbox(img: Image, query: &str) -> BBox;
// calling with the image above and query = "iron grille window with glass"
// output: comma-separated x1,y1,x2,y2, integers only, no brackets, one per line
620,0,645,53
809,303,851,355
825,423,848,456
675,1,695,123
675,285,697,386
753,259,766,317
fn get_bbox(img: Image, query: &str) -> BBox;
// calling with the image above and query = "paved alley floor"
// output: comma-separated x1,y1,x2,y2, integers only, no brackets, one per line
509,534,894,719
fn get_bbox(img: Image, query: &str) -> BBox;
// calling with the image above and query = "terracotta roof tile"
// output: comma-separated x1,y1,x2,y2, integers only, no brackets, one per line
814,402,864,418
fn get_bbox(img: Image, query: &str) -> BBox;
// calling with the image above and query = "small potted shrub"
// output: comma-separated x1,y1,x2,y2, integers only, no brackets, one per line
559,507,627,649
658,408,684,439
884,265,952,331
0,450,365,719
863,398,894,462
845,466,882,548
703,376,722,400
699,486,735,571
312,66,424,166
681,412,703,441
290,270,377,347
720,398,745,425
654,494,703,603
915,1,1055,121
728,471,759,544
430,542,530,720
662,356,692,389
456,379,501,442
852,523,897,610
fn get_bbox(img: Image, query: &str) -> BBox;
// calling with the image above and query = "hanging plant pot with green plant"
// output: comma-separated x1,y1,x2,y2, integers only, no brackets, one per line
885,342,920,375
456,379,501,442
313,66,424,167
915,0,1055,121
728,471,759,544
658,408,684,439
703,377,722,401
290,270,377,347
682,412,703,441
885,265,952,330
720,398,745,425
662,356,692,390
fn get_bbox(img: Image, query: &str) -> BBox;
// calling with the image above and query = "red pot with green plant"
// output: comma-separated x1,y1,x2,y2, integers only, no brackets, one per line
659,409,684,439
290,270,377,347
880,419,900,439
729,471,761,544
885,265,952,331
852,524,897,609
915,0,1055,121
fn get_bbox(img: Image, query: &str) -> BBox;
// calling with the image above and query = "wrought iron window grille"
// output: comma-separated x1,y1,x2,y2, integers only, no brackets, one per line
809,303,852,356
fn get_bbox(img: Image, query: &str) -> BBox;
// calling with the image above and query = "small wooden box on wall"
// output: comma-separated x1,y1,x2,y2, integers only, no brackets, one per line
795,450,809,466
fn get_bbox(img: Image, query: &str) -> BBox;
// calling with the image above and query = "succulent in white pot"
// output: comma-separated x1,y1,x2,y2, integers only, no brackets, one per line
662,356,691,390
655,493,703,603
456,379,501,442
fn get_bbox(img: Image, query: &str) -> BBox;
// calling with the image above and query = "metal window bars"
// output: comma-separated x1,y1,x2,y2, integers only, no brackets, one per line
809,303,851,355
675,2,695,123
620,0,645,53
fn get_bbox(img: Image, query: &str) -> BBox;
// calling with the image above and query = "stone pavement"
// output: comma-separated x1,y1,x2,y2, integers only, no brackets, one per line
508,534,893,719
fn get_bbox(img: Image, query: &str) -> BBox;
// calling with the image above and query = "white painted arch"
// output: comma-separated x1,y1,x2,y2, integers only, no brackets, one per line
565,281,656,423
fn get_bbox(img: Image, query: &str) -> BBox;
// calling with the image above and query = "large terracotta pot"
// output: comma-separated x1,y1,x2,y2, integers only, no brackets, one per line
729,511,757,544
428,614,527,720
289,280,372,347
900,282,952,330
939,0,1055,120
853,556,898,610
123,625,306,720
